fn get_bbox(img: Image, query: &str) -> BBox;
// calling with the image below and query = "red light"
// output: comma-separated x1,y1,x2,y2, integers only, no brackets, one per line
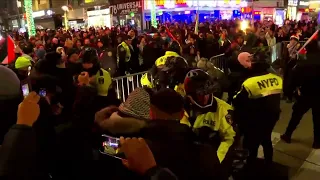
175,0,187,5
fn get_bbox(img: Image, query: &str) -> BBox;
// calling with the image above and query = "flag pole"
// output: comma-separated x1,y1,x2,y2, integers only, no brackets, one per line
297,30,319,54
194,0,199,35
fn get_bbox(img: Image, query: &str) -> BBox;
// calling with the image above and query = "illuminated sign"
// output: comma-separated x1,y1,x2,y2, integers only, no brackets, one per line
109,1,142,15
145,0,247,9
87,9,110,16
299,1,309,6
288,0,298,6
32,11,45,18
156,0,187,6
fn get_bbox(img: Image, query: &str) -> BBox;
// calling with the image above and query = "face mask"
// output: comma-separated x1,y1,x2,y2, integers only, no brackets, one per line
162,37,167,40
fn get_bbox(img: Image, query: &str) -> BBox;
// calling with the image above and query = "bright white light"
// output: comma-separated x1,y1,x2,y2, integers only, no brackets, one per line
240,20,249,31
185,11,190,14
0,35,2,40
164,0,175,9
17,0,21,8
61,6,69,12
47,10,53,16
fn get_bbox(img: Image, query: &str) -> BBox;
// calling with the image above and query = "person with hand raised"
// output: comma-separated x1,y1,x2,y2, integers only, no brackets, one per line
0,92,43,179
120,137,178,180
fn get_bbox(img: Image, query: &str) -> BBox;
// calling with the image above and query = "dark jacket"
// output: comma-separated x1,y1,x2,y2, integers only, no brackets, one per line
233,68,281,134
0,125,48,180
287,60,320,99
140,120,223,180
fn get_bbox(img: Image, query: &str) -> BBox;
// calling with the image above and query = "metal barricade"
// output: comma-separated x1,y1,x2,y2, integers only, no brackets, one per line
209,53,227,72
112,71,148,101
270,41,307,63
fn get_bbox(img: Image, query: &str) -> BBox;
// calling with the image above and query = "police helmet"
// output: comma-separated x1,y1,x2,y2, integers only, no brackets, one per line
184,69,221,108
158,56,189,88
82,47,99,64
184,69,220,97
162,56,189,72
168,41,182,55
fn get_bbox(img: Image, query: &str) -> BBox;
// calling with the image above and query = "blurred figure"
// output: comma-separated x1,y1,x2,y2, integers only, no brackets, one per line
0,66,22,144
281,32,320,149
13,56,32,81
233,51,282,165
117,35,133,76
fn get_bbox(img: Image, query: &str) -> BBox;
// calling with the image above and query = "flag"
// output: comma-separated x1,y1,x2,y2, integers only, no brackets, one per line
297,30,319,54
0,35,16,65
194,10,199,35
165,26,177,42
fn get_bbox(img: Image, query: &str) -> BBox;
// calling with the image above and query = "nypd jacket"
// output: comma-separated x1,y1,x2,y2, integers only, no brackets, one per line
233,72,282,130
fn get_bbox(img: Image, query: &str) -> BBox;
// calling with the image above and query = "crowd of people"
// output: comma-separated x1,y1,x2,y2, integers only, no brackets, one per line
0,18,319,180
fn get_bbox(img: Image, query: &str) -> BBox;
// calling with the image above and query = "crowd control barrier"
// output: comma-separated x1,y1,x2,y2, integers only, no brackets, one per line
209,53,227,73
112,71,148,101
270,41,307,64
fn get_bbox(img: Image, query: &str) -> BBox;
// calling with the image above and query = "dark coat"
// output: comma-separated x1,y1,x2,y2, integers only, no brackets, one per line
140,120,223,180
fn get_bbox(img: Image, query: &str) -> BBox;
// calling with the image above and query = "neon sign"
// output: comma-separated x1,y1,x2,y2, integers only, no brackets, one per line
145,0,247,10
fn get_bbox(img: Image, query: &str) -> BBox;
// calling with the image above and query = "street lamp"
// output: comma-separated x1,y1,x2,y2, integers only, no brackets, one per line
61,5,69,30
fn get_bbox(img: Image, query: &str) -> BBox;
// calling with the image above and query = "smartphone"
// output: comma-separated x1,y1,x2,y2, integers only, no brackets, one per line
22,83,30,97
100,135,125,159
39,88,47,97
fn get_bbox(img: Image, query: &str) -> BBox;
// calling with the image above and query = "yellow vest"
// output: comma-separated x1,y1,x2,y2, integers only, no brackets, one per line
240,73,283,99
117,42,131,63
174,83,186,97
187,97,236,162
141,72,154,88
155,51,180,67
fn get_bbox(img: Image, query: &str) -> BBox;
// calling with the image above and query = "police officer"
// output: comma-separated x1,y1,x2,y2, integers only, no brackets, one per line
233,51,282,165
117,35,133,76
81,47,114,110
281,30,320,149
183,69,236,163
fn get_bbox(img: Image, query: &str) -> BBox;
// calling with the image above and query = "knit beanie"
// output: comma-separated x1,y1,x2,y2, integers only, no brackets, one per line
0,65,21,100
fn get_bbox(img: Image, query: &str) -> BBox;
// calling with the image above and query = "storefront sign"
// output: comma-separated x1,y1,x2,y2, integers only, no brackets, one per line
299,1,309,6
32,11,45,18
288,0,298,6
109,1,142,15
145,0,247,10
87,9,110,16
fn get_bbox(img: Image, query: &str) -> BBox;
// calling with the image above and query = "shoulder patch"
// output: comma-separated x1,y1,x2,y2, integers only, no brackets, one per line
225,110,233,125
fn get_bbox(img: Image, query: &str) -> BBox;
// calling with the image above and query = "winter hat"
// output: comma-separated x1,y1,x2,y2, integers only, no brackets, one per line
36,49,46,60
15,56,32,69
0,65,21,100
118,88,151,120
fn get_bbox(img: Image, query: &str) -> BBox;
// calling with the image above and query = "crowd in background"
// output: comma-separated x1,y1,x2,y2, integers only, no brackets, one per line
9,19,318,76
0,19,318,180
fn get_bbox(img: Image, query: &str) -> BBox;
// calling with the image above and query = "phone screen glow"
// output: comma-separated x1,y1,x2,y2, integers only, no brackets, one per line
22,84,30,97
